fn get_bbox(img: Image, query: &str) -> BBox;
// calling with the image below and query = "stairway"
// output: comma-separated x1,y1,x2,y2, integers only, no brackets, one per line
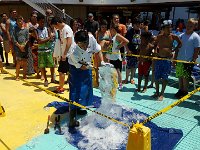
22,0,73,24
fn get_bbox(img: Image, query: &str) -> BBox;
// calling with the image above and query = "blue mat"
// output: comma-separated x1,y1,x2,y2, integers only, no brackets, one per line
46,96,183,150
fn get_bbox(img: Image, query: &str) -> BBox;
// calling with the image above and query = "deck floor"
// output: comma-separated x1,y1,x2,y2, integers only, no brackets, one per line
0,62,200,150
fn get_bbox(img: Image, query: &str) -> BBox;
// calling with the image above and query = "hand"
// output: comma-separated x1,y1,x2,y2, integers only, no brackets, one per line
19,45,25,52
172,61,176,67
61,56,66,61
100,61,106,66
86,64,93,70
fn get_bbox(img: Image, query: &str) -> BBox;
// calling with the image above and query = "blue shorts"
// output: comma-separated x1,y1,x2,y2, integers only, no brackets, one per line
154,60,171,80
126,56,138,69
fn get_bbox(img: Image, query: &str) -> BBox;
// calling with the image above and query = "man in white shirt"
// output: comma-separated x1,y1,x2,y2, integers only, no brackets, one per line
51,17,74,94
68,30,104,132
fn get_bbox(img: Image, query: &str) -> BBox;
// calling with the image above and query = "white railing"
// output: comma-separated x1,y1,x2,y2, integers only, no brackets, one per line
22,0,73,24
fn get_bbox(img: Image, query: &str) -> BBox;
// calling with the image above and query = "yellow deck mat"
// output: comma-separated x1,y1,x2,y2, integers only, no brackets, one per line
0,65,69,150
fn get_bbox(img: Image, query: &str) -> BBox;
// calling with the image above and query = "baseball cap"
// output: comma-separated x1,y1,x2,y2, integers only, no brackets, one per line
88,13,93,17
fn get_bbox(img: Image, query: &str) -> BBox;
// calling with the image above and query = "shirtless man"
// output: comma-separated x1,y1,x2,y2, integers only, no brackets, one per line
0,13,9,65
6,9,17,66
153,20,182,101
137,32,154,93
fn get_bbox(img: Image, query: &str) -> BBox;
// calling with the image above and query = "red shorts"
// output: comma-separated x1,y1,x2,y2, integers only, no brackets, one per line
138,61,152,76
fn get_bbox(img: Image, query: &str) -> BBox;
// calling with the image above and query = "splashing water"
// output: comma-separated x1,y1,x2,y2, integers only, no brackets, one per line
63,65,147,150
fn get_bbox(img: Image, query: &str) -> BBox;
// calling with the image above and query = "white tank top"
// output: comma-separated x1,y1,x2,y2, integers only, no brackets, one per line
106,34,122,61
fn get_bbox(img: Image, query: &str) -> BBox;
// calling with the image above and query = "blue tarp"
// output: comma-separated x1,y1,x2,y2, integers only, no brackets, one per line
45,95,183,150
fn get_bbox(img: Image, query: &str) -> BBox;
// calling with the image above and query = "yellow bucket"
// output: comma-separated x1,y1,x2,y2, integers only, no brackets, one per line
127,123,151,150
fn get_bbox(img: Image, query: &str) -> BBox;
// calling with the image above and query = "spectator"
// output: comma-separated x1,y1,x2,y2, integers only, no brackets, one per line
84,13,99,36
174,18,200,98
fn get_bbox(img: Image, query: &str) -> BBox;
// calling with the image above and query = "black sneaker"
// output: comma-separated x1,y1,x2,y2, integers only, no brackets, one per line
77,109,87,115
174,90,182,98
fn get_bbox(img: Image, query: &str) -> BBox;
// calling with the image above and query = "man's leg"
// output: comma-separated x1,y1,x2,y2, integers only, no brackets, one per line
159,79,168,101
137,75,142,92
59,72,65,89
130,68,136,84
123,68,130,83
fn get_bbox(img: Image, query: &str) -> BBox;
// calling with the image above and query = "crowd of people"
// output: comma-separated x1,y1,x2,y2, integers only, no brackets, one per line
0,8,200,132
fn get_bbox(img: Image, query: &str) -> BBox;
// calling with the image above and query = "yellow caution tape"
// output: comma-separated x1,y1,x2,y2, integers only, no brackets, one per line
103,50,199,64
3,69,130,128
141,87,200,125
2,68,199,128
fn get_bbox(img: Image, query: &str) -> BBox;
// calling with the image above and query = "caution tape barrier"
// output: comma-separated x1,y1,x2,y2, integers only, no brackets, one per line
2,68,199,129
102,50,199,65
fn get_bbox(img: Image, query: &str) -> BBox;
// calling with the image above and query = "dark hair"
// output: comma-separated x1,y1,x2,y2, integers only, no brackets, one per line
100,19,108,26
141,32,152,41
110,23,120,33
112,14,119,19
51,17,63,25
10,9,17,14
74,30,89,43
37,14,45,21
0,13,6,18
31,11,37,17
29,27,36,33
17,16,23,21
70,19,77,29
143,20,149,26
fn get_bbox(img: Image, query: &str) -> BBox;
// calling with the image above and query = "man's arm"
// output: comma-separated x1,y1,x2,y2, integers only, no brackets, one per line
63,36,72,57
173,34,182,60
0,23,6,33
192,47,200,62
5,19,11,41
0,35,3,42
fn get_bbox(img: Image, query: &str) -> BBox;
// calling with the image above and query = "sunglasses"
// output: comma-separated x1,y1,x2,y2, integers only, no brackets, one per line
163,20,172,26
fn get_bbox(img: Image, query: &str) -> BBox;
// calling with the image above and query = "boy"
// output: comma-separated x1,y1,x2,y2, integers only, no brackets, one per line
36,15,54,87
123,19,142,84
68,30,104,132
137,32,154,93
175,18,200,98
153,20,182,101
50,17,74,93
12,16,29,80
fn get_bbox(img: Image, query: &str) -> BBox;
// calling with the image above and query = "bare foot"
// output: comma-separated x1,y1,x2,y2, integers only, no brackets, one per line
41,76,44,80
130,79,135,84
16,77,20,81
141,88,147,93
158,95,164,101
151,93,159,99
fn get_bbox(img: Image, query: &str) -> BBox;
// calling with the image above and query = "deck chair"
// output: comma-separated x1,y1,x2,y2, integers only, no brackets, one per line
191,65,200,89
